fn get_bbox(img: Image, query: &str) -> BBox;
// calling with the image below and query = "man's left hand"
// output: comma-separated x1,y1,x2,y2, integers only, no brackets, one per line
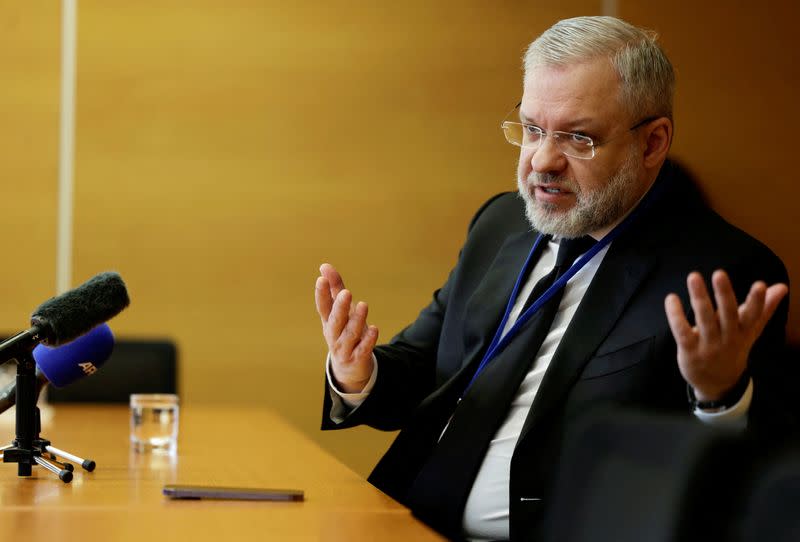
664,269,788,401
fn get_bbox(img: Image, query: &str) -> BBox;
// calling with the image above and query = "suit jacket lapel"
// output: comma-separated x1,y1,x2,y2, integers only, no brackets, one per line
461,229,540,367
517,236,656,442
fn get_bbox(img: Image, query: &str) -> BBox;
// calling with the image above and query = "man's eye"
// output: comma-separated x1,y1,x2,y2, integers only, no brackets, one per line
570,133,592,145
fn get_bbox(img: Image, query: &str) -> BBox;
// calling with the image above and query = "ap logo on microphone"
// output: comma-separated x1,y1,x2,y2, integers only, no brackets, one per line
78,362,97,376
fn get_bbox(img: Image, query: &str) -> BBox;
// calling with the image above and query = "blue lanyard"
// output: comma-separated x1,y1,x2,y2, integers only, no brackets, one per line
462,180,665,395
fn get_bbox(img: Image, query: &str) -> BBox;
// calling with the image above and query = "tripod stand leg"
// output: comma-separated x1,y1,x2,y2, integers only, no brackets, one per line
45,445,95,472
42,454,74,472
34,455,72,483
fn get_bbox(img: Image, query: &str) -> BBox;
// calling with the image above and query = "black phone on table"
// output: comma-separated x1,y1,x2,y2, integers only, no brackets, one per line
163,484,304,501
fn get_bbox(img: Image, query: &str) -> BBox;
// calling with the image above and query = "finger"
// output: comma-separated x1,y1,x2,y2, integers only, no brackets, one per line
335,300,369,358
711,270,739,337
315,276,333,323
687,272,720,341
352,325,379,362
320,263,346,299
664,293,699,350
738,281,767,330
763,283,789,321
326,289,353,345
359,317,371,340
743,282,788,333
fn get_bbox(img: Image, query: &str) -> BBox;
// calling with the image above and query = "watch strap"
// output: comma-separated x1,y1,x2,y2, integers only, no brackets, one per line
686,370,751,412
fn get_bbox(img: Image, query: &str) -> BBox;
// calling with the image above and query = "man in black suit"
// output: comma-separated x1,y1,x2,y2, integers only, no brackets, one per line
314,16,791,541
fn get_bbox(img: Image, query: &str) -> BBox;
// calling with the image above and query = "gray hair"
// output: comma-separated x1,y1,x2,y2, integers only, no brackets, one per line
523,16,675,122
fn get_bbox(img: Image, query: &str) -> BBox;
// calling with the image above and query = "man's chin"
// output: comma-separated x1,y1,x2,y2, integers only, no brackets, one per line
520,190,591,236
526,200,603,238
527,205,572,235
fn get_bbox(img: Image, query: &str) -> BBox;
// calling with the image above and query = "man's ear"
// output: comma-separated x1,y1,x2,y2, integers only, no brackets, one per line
642,117,673,168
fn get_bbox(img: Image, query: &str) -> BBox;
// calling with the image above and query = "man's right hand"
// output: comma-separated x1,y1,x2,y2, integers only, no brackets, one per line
315,263,379,393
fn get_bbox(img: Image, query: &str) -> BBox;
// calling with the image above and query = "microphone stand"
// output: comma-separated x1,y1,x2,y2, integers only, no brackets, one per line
0,352,95,483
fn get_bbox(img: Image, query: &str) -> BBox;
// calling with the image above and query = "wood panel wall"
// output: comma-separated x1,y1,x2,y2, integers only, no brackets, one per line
0,2,60,330
0,2,61,395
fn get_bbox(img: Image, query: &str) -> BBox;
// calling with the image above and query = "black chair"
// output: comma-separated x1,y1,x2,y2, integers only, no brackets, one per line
46,338,178,403
543,406,749,542
738,449,800,542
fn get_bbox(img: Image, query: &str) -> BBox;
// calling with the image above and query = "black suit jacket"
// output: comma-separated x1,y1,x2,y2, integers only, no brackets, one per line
321,161,793,540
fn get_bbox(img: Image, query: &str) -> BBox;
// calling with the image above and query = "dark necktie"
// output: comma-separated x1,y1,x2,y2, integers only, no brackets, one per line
520,235,597,313
406,234,597,537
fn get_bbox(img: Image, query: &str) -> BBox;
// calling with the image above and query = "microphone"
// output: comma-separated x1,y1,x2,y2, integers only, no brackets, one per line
0,323,115,414
0,271,129,363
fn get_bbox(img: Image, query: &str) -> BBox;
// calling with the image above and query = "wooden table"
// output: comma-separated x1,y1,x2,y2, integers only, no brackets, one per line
0,405,444,541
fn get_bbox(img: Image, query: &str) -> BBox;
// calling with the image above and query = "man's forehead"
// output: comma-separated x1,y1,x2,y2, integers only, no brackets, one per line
520,59,623,125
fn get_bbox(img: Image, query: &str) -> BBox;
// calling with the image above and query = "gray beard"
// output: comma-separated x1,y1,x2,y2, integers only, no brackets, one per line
518,150,640,239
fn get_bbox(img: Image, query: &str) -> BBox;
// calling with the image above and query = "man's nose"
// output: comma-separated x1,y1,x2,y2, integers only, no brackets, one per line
531,135,567,175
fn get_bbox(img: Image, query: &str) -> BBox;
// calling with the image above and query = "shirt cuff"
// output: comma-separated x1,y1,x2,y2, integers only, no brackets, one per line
692,378,752,428
326,354,378,423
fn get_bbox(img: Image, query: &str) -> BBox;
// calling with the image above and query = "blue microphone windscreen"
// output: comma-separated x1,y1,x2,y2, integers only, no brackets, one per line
33,323,115,388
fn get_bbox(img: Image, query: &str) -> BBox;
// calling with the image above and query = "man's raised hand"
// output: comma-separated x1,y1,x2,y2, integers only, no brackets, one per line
664,269,788,401
315,263,378,393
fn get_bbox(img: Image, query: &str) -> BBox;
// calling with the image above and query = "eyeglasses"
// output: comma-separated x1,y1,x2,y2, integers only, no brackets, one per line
500,103,657,160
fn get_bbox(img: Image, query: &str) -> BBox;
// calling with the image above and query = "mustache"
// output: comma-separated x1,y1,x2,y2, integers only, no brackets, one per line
525,172,579,193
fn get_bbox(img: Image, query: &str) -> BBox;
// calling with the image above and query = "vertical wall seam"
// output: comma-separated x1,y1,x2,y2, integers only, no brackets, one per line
57,0,77,294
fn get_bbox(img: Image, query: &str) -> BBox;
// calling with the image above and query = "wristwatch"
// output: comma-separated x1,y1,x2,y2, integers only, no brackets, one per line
686,370,751,412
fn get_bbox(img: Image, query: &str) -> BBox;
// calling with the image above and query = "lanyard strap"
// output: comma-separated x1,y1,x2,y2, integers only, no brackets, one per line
462,179,665,394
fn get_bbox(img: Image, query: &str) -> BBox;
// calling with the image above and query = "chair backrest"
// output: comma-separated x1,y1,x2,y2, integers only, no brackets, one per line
738,449,800,542
543,406,748,542
46,338,178,403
